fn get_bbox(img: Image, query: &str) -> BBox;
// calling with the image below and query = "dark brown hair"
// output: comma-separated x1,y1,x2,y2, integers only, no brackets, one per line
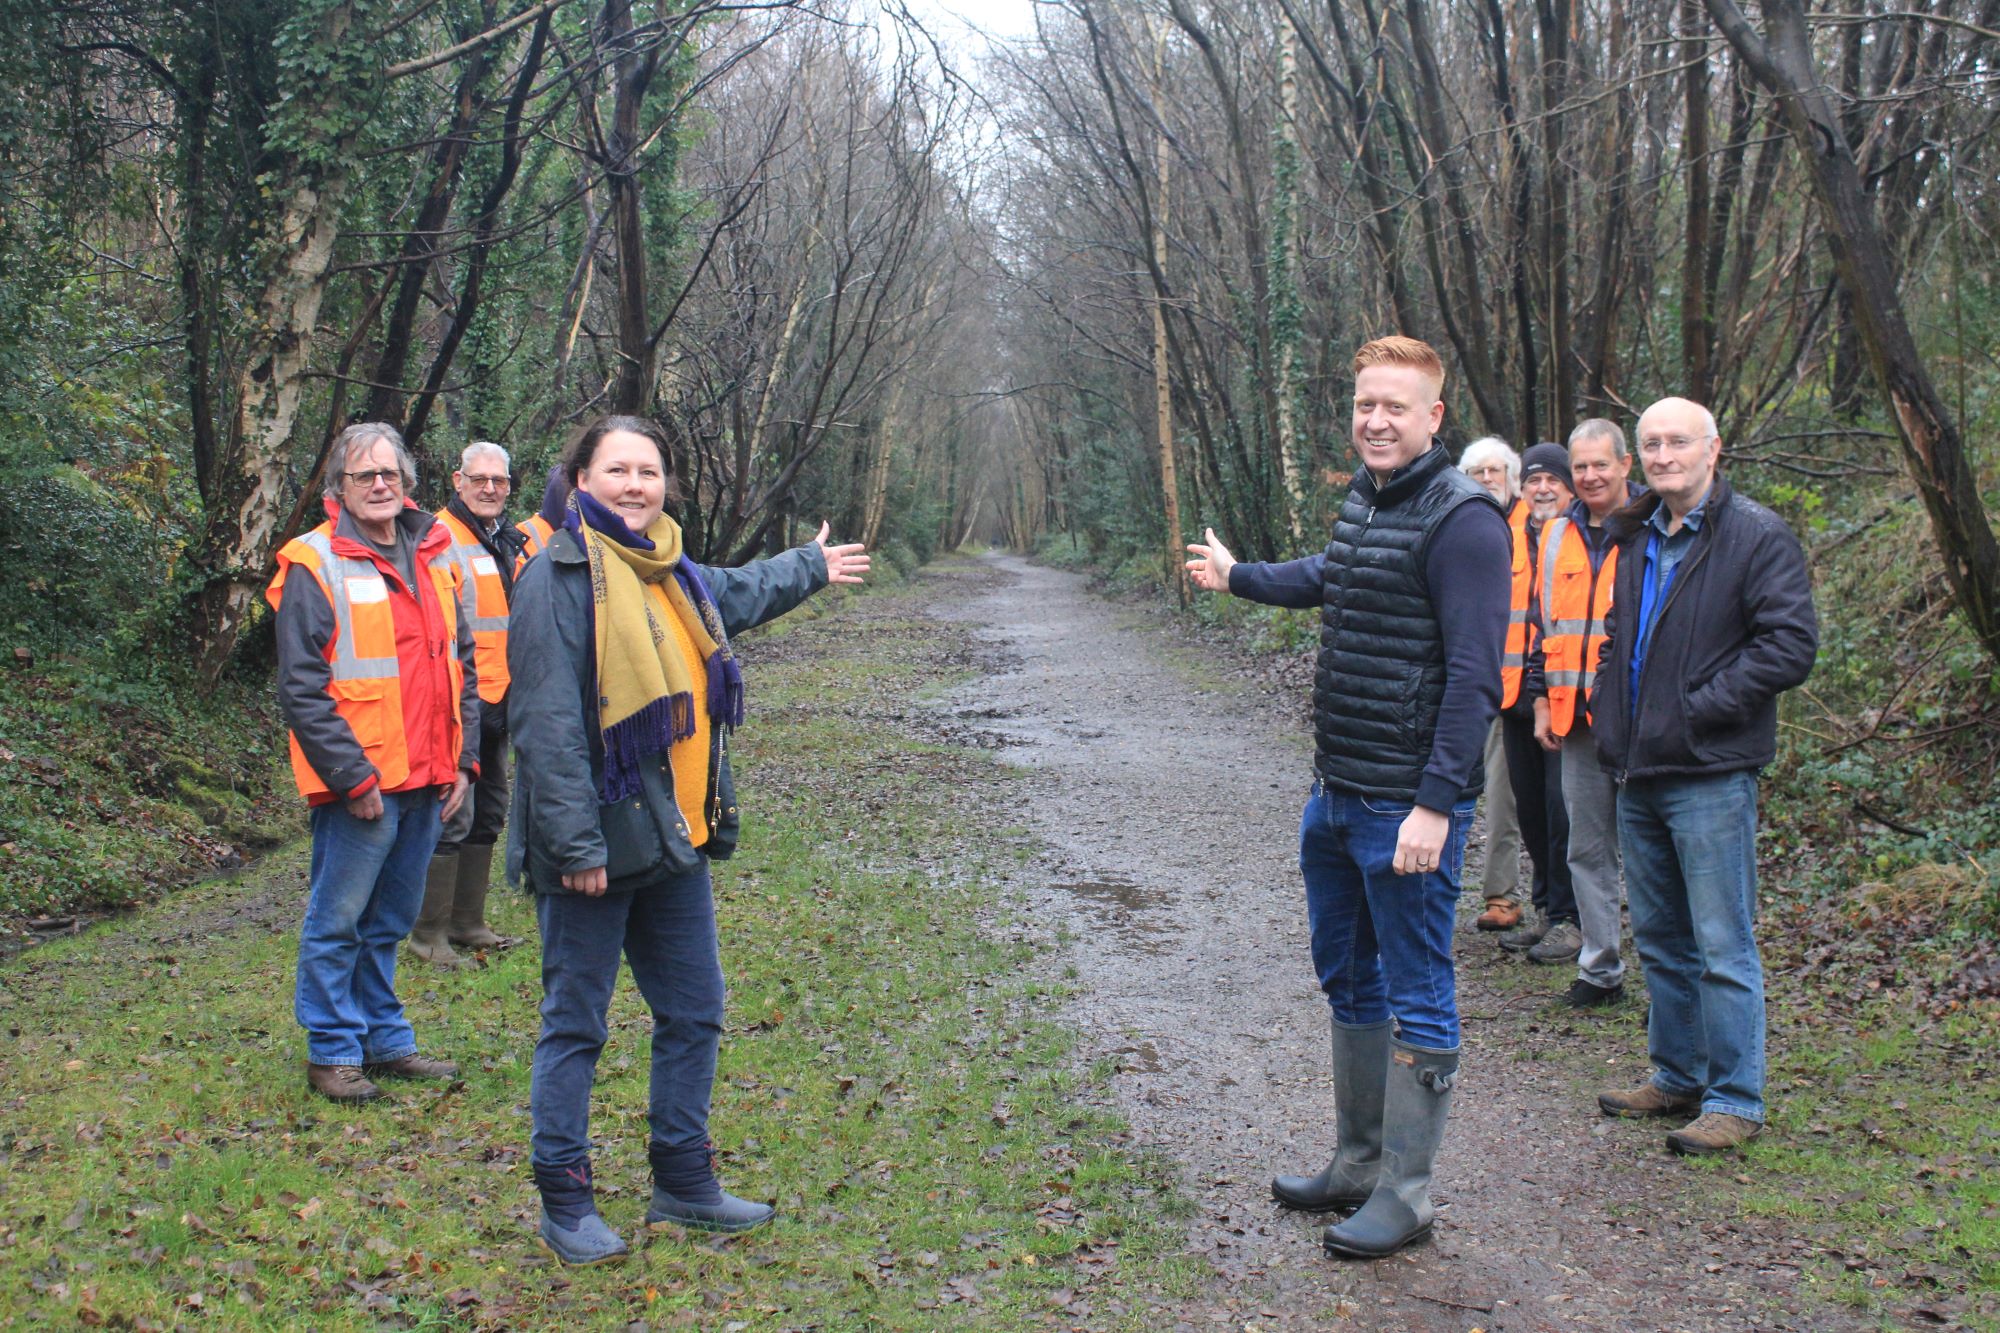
562,414,681,506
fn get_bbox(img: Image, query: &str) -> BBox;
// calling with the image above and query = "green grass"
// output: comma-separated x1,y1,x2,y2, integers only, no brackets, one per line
0,665,295,922
0,563,1196,1330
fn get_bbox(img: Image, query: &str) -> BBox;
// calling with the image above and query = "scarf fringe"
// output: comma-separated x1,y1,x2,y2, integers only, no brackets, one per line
599,691,696,804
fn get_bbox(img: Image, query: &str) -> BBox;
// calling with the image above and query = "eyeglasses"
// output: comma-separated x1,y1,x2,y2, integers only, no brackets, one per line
461,474,511,490
1466,464,1505,477
343,468,404,488
1637,433,1714,456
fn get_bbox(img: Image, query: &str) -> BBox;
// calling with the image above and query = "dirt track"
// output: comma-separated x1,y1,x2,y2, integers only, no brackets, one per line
932,552,1861,1333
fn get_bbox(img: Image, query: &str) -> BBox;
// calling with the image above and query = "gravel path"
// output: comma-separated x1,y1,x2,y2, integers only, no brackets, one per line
932,552,1862,1333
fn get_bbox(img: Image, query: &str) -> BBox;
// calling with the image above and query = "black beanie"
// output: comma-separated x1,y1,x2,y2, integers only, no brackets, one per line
1519,442,1572,491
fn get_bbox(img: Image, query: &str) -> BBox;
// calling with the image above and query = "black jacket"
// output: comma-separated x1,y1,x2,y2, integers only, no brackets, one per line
1589,478,1817,780
504,527,827,893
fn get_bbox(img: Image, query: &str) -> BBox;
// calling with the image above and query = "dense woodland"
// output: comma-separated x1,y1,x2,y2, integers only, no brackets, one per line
0,0,1997,913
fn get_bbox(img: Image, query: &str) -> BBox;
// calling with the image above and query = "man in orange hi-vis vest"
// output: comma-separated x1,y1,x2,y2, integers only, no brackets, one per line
268,423,480,1104
1495,443,1580,965
407,441,529,966
515,464,563,574
1528,420,1643,1008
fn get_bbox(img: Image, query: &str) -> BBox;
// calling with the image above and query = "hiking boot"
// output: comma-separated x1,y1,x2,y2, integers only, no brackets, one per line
1667,1113,1764,1156
407,853,461,967
1597,1081,1702,1119
1498,915,1550,953
1564,977,1623,1009
307,1063,383,1103
1475,898,1522,931
363,1053,459,1080
1526,920,1582,964
446,842,521,951
1272,1018,1388,1212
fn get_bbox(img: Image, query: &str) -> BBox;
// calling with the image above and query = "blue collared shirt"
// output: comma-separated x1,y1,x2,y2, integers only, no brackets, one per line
1629,488,1710,712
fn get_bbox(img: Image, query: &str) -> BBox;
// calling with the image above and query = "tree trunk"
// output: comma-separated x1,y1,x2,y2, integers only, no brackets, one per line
186,1,371,681
1681,0,1714,405
1707,0,2000,671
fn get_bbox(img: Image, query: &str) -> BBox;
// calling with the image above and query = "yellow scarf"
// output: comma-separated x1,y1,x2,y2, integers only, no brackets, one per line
579,511,723,816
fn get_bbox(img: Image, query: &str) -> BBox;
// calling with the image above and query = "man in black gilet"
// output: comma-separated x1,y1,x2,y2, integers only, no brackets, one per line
1187,336,1510,1258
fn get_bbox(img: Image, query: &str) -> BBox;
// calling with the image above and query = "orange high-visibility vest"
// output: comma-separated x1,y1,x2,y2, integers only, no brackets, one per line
515,513,555,577
1501,497,1533,709
436,508,511,704
1537,514,1618,736
265,526,465,801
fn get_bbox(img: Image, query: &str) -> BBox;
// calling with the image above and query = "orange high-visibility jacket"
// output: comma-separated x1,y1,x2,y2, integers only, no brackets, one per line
266,509,467,802
436,507,511,705
515,513,555,577
1537,513,1618,736
1501,496,1533,709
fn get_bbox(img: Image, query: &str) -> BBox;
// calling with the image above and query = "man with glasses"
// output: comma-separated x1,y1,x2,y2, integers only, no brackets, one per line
1589,398,1817,1154
409,442,529,965
1457,438,1529,934
267,423,480,1102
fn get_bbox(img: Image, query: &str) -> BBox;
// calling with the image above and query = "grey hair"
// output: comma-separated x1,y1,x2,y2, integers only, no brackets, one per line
324,422,416,499
1458,436,1521,499
1568,417,1628,459
461,440,510,472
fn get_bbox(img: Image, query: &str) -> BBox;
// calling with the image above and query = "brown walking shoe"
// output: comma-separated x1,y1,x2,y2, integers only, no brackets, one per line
307,1063,384,1103
1667,1112,1764,1156
1475,898,1522,931
1597,1081,1702,1119
363,1053,460,1081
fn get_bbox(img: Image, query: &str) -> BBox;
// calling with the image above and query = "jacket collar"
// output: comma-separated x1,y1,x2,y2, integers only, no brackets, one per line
325,497,448,578
1608,476,1731,545
1354,440,1451,509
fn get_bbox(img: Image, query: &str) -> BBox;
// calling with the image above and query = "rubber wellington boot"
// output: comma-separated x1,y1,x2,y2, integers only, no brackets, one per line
406,852,461,967
446,842,519,950
1322,1039,1458,1259
1272,1018,1389,1211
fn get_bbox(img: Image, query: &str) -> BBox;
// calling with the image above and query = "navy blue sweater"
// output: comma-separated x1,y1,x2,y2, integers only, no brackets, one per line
1229,501,1511,811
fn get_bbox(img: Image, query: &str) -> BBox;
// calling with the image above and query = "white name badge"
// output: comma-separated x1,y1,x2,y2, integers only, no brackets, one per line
345,576,389,604
471,555,498,576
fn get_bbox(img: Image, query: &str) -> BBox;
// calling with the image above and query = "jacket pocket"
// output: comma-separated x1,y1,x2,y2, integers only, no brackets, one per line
598,795,666,884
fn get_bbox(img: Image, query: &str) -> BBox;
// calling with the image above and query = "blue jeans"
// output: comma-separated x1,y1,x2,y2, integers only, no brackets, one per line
297,789,442,1065
530,864,725,1170
1300,782,1474,1051
1618,771,1765,1122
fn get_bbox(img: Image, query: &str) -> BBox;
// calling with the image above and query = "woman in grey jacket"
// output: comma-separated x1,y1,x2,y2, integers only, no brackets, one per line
506,415,868,1264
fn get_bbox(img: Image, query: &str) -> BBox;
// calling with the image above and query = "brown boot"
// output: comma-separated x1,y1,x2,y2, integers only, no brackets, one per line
407,853,461,967
1597,1081,1702,1119
1667,1112,1763,1155
447,843,520,951
307,1062,384,1103
1475,898,1522,931
363,1053,460,1080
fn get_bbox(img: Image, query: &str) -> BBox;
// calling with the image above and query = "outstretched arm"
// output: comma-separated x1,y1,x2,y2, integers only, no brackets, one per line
1187,528,1324,608
697,520,862,638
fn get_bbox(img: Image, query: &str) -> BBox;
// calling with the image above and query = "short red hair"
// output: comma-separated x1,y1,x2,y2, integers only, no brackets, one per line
1353,336,1445,395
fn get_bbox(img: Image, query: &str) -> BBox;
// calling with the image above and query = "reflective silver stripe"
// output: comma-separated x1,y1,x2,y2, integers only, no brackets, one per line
1539,517,1568,633
1545,670,1587,688
1502,652,1526,668
294,530,400,683
1507,608,1529,623
1543,618,1591,636
445,534,510,634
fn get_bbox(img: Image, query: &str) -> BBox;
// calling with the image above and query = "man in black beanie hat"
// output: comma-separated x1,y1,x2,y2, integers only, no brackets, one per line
1496,442,1582,964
